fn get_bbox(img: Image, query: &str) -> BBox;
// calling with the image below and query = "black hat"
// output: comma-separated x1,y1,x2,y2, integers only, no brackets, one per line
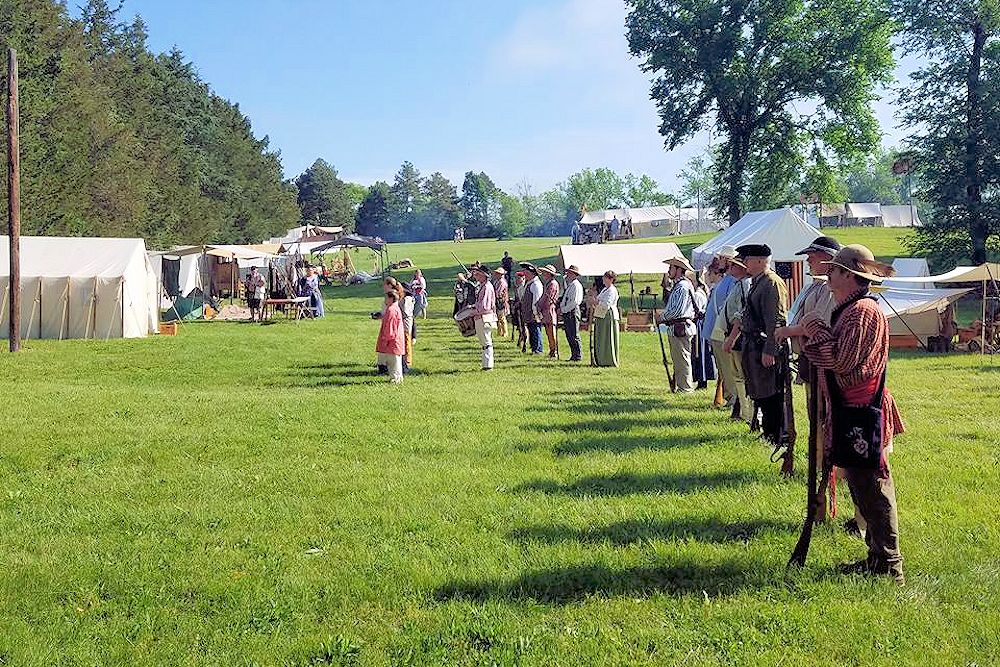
519,262,538,273
401,280,414,295
736,243,771,258
795,235,842,256
471,264,491,276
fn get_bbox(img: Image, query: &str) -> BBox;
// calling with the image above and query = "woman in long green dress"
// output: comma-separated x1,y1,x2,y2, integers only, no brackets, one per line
592,270,620,367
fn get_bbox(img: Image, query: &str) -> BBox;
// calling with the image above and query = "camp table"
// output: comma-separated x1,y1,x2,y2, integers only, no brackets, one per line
262,296,313,322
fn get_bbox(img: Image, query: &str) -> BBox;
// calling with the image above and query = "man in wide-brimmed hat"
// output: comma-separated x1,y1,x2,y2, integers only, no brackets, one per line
659,255,698,392
491,266,510,339
536,264,562,358
799,243,906,584
519,263,544,354
560,264,584,362
470,264,498,370
728,243,788,447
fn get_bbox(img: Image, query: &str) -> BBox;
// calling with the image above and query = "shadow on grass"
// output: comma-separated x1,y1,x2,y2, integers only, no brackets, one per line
516,470,763,497
434,559,775,603
275,362,463,388
510,517,797,546
551,432,718,456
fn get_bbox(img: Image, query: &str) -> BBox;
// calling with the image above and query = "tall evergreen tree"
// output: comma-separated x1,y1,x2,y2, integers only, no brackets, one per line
295,159,352,229
356,182,390,238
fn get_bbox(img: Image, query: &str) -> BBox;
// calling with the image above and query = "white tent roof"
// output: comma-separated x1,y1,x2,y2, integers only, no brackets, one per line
885,262,1000,285
558,242,683,276
877,286,971,317
881,205,922,227
691,208,819,269
846,202,882,219
891,258,932,290
579,206,678,225
1,236,157,340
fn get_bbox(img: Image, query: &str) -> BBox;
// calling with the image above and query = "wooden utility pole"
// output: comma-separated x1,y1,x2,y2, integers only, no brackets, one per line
7,48,21,352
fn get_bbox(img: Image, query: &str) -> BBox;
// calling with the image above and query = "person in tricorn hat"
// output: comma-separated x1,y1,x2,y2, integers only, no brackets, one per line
537,264,562,358
727,243,788,445
492,267,510,339
471,264,498,370
560,265,584,362
519,263,544,354
799,243,905,584
658,255,698,392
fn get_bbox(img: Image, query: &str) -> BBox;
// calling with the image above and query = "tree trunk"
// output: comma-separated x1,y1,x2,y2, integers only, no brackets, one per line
966,21,987,265
723,132,749,226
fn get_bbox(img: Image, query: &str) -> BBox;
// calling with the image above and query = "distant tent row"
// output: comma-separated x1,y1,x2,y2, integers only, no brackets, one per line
1,236,158,341
816,203,922,228
578,206,724,241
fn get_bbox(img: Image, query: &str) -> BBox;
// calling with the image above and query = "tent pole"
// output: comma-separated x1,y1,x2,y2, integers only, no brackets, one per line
878,292,929,352
7,48,22,353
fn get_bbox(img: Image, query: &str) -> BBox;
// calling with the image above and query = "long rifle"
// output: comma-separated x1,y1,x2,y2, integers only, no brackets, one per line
654,309,676,392
450,252,469,275
588,311,595,366
775,344,797,477
788,364,820,567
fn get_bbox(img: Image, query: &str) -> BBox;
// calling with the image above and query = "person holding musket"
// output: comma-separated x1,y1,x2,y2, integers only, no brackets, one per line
705,245,740,406
727,244,788,445
519,263,544,354
513,271,528,351
659,256,698,392
560,265,584,362
799,244,905,584
471,265,498,370
775,235,841,517
492,267,510,339
537,265,562,358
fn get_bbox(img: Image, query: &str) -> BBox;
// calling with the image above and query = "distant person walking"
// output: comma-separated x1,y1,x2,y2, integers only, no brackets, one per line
411,269,428,321
244,266,266,322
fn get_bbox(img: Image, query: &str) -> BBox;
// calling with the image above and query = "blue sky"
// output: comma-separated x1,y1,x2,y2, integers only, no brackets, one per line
89,0,915,194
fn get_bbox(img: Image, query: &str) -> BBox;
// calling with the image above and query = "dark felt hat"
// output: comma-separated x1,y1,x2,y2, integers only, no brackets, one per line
795,235,842,256
471,264,491,276
519,262,538,273
736,243,772,258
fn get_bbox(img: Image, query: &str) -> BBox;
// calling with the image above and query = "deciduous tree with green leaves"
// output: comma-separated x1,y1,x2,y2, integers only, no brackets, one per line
894,0,1000,264
626,0,895,223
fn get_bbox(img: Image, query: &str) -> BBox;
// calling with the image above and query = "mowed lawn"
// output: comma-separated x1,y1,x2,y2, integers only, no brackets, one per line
1,231,998,666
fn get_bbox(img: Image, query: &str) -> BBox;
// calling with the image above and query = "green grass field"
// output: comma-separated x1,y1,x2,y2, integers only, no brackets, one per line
2,230,998,666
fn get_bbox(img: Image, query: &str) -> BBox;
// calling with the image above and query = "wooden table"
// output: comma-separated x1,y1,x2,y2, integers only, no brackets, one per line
263,297,313,322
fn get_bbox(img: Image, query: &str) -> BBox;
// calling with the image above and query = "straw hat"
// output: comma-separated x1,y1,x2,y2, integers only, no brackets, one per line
663,256,694,273
564,264,581,276
716,245,738,259
823,244,896,282
538,264,558,276
493,266,507,276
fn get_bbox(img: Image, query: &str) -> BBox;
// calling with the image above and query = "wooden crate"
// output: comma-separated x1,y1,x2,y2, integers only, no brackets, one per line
158,322,178,336
624,311,654,332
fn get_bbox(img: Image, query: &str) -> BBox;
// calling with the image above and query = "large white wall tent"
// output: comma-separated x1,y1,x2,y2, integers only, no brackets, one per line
880,205,922,227
1,237,158,341
691,209,819,269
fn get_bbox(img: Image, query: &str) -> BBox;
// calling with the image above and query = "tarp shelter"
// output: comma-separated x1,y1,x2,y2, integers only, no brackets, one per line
1,236,158,340
877,286,972,344
891,258,932,290
880,205,922,227
887,262,1000,354
557,242,683,276
691,209,819,269
677,207,724,234
313,234,390,277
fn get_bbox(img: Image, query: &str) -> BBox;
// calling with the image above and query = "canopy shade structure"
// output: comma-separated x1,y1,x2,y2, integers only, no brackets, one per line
1,236,158,340
557,242,683,276
267,224,343,245
885,263,1000,285
162,244,277,261
312,234,388,253
691,208,819,269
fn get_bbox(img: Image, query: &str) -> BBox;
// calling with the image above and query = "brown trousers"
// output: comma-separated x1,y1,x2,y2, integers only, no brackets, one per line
844,465,903,573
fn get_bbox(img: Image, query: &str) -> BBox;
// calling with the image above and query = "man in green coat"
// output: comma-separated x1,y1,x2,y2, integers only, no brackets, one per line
730,244,788,445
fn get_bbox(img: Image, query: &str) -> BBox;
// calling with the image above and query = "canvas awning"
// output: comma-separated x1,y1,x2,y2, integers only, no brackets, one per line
557,243,683,276
163,245,277,261
885,263,1000,285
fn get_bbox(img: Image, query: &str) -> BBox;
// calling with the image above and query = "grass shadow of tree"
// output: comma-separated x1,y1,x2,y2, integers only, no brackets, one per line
551,432,720,456
509,517,798,547
516,470,765,497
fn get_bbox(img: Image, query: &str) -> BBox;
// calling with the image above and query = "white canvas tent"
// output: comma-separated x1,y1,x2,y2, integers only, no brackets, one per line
845,202,882,225
877,286,971,343
1,236,158,340
891,258,932,290
558,242,683,276
691,208,819,269
880,205,922,227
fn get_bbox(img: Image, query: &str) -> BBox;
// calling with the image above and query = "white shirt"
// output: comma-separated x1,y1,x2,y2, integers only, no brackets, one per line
528,277,543,318
594,284,619,320
560,278,583,314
